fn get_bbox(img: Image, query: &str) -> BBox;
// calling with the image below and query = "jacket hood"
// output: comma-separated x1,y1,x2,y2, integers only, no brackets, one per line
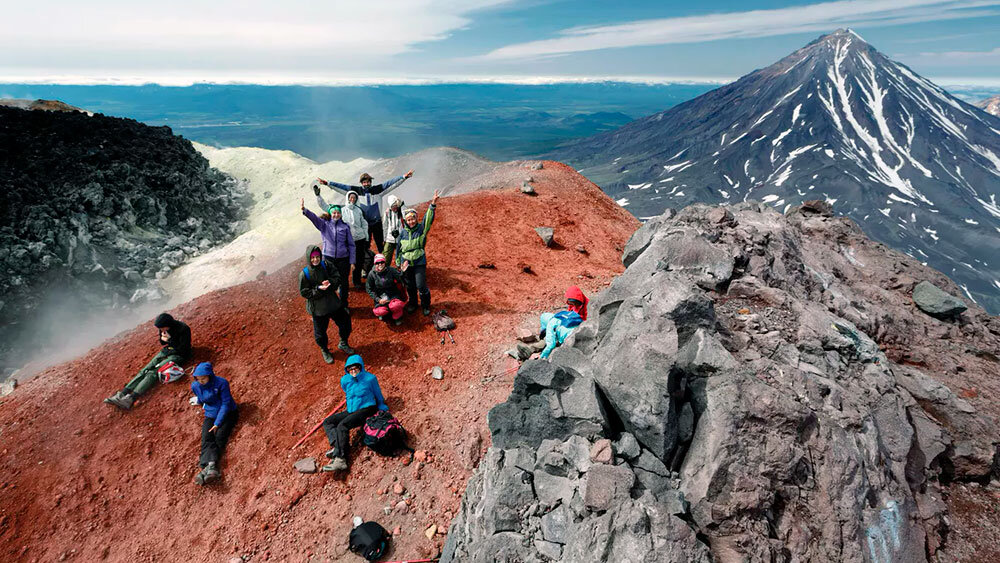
154,312,175,328
565,286,589,321
345,190,360,206
386,195,402,209
344,354,365,374
193,362,215,378
305,244,322,266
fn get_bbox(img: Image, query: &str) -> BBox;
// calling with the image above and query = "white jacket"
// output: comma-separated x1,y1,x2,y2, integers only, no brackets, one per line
342,191,369,241
383,195,405,243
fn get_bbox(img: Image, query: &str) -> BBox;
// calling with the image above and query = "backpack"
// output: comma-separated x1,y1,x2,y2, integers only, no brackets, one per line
156,361,185,384
302,260,326,281
553,310,583,328
361,249,376,277
363,411,413,458
349,521,389,561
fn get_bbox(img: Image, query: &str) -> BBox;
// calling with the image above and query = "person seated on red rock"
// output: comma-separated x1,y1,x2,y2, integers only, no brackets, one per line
301,197,354,304
539,286,589,360
322,354,388,472
188,362,238,486
397,189,440,316
316,170,413,255
365,253,407,325
300,244,355,365
104,312,191,410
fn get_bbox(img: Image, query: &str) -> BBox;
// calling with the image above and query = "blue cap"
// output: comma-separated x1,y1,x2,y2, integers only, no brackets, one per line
193,362,214,377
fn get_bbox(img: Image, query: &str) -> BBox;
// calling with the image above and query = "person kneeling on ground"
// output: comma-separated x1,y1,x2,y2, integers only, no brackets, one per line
322,354,388,472
539,286,589,360
189,362,238,486
300,245,355,364
365,254,406,325
104,312,192,410
397,190,440,316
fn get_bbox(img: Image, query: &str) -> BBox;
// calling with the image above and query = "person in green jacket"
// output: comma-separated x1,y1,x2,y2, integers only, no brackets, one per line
396,190,440,316
299,245,355,364
104,313,191,410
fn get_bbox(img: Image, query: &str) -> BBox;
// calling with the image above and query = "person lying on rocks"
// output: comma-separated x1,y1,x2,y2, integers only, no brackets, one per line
316,170,413,255
302,198,354,303
104,312,191,410
397,190,440,316
365,253,407,325
188,362,238,486
299,244,355,364
539,286,589,359
322,354,388,473
382,194,405,266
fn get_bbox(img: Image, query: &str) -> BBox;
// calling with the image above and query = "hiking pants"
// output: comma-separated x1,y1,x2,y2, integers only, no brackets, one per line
312,308,352,351
373,299,405,320
327,255,351,305
382,242,397,267
199,408,239,467
368,222,384,254
352,240,369,285
125,348,181,396
404,264,430,309
323,405,377,459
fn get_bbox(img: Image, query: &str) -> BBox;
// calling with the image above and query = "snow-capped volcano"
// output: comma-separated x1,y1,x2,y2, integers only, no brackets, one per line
549,29,1000,312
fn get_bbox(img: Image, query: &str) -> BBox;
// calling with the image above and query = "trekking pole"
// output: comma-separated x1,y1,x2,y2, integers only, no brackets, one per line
291,399,346,449
447,330,455,344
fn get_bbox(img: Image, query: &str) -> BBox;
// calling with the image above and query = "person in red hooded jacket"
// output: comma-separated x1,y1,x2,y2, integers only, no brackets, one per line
539,286,589,359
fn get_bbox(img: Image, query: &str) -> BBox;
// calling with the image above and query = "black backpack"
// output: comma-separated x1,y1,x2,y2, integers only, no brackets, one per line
349,521,389,561
362,410,414,459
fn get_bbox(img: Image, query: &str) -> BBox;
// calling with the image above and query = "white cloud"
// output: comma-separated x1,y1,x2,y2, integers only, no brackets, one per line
910,46,1000,63
0,1,510,75
479,0,1000,60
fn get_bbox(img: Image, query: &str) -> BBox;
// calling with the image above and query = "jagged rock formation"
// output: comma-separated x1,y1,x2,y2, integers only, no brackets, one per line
0,98,87,113
443,201,1000,562
547,29,1000,313
0,106,249,374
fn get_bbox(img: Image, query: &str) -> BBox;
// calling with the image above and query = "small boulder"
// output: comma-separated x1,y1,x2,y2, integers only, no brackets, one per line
913,281,967,319
0,379,16,397
613,433,641,460
590,439,613,464
293,457,317,474
515,327,538,343
797,199,834,216
393,482,406,495
521,182,536,195
706,207,734,225
575,245,588,254
583,464,634,511
531,162,544,170
535,227,554,247
431,366,444,380
425,524,438,540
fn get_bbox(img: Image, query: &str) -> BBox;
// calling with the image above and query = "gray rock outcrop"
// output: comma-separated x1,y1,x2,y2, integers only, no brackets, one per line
443,202,1000,562
913,280,968,319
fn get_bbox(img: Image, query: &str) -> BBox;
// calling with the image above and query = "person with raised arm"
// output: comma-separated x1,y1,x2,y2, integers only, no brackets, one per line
316,170,413,255
396,190,440,316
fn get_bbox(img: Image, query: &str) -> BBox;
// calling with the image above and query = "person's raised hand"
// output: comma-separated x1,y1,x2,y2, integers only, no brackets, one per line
316,177,328,185
431,189,440,205
300,198,305,212
405,169,414,179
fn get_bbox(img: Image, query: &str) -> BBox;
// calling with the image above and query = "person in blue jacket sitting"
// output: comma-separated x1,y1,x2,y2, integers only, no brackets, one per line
539,286,589,359
321,354,388,473
188,362,239,486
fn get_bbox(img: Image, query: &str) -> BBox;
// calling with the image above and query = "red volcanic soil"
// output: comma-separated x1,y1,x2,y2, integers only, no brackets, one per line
0,162,638,562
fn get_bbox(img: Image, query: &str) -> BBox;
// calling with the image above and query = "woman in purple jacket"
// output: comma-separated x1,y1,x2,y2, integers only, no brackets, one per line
301,198,355,304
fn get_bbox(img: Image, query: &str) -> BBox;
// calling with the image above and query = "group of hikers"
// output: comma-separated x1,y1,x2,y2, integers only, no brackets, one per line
101,170,590,485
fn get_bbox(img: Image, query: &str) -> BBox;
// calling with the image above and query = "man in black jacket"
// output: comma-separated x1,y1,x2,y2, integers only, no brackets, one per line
104,312,192,410
300,245,355,364
317,170,413,255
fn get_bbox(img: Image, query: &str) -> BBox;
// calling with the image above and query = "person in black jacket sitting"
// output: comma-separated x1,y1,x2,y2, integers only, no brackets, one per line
300,244,355,364
104,312,191,410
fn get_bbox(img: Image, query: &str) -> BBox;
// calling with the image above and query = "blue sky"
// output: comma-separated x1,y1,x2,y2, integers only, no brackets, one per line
1,0,998,87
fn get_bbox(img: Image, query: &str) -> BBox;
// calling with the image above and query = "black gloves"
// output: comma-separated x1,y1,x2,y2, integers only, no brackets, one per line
313,184,321,196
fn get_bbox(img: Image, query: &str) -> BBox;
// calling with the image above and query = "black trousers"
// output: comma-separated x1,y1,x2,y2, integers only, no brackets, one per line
403,263,430,309
352,240,369,285
200,408,239,467
368,221,384,254
326,255,351,306
322,405,378,459
312,308,352,350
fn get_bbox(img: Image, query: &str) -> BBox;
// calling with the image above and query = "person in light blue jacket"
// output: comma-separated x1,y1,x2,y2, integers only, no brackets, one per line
539,286,589,359
189,362,239,486
321,354,388,472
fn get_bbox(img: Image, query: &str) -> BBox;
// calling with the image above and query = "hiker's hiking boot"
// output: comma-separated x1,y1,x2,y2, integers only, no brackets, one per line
195,462,220,486
322,457,348,472
338,341,355,355
325,448,337,459
320,348,335,364
104,390,134,411
422,308,431,316
393,318,403,326
404,304,417,314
